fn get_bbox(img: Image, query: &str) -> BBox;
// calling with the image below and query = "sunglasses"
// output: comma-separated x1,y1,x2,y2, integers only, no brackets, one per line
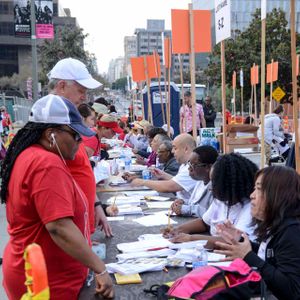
57,128,82,142
187,160,207,170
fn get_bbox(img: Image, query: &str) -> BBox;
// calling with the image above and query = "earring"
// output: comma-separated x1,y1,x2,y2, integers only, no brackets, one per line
49,141,54,148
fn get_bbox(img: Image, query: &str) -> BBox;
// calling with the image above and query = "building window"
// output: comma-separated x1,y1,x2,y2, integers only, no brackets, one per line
0,64,18,77
0,46,18,60
0,22,14,36
0,1,12,14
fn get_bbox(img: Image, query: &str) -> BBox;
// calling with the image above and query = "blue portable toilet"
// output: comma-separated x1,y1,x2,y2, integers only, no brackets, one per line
142,82,180,136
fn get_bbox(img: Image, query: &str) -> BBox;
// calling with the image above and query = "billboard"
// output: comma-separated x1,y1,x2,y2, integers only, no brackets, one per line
14,0,53,39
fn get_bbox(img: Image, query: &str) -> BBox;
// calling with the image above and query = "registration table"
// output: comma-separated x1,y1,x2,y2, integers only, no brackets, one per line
78,191,192,300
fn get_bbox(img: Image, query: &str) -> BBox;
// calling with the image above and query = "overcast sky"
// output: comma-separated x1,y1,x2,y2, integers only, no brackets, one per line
60,0,191,74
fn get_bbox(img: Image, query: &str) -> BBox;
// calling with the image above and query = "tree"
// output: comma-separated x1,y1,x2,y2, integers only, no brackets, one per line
205,8,300,111
38,27,98,85
112,77,127,91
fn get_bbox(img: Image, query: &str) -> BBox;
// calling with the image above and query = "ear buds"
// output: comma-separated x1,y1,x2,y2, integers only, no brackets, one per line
50,133,56,143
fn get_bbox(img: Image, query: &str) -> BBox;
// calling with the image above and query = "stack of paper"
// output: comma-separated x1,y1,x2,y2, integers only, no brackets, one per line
124,190,159,197
106,257,168,275
117,239,172,253
116,248,176,263
107,196,141,206
117,205,143,216
146,202,173,209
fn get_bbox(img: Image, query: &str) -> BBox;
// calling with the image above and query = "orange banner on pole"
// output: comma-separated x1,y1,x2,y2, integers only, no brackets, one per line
232,71,236,89
251,65,259,85
153,51,161,78
296,55,299,76
171,9,211,54
266,61,278,83
130,57,145,82
147,54,161,79
164,38,171,68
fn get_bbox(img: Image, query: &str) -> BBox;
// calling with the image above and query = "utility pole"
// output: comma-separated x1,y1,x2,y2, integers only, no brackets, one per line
30,0,39,101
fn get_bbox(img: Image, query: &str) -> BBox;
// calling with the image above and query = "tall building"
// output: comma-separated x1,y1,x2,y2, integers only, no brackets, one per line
107,56,125,83
124,36,137,77
0,0,79,79
193,0,300,40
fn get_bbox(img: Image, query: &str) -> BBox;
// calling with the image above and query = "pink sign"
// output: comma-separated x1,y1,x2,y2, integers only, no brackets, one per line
36,24,54,39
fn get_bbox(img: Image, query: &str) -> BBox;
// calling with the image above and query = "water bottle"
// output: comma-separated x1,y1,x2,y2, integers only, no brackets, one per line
124,155,132,172
111,158,119,175
192,243,208,269
155,157,160,168
142,169,151,180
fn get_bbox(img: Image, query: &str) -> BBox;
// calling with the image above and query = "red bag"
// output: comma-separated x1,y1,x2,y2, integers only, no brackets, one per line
168,259,261,300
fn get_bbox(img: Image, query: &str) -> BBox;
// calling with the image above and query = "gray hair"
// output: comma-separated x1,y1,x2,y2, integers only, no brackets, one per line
159,140,173,152
48,79,75,92
155,133,171,143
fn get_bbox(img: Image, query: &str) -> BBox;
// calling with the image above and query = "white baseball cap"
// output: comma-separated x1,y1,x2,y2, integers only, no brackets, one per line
29,94,95,137
47,58,102,89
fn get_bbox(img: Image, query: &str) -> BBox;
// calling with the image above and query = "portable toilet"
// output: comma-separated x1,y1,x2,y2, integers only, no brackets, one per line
142,82,180,136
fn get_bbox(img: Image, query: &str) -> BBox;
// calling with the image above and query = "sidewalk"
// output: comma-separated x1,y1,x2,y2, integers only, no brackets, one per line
0,204,8,300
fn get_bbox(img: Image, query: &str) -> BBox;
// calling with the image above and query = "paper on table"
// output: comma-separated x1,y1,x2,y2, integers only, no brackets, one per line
133,214,177,227
125,190,158,197
144,196,170,201
146,202,173,209
107,216,125,221
116,249,176,262
106,257,167,275
117,239,172,253
169,240,207,250
208,261,232,267
117,205,143,215
107,196,141,206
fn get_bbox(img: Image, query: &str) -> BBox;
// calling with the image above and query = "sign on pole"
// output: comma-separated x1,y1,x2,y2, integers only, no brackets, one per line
14,0,54,39
215,0,231,44
272,86,286,102
261,0,267,20
240,68,244,87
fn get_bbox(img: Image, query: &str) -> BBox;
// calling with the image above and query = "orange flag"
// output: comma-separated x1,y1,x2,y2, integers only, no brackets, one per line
146,54,160,79
251,65,259,85
153,51,161,78
130,57,145,82
232,71,236,89
164,37,172,68
266,61,278,83
171,9,211,54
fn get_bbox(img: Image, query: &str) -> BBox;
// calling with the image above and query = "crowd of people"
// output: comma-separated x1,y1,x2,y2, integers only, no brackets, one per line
1,57,300,300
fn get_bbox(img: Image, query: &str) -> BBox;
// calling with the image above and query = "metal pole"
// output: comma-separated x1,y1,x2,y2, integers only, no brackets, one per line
30,0,39,101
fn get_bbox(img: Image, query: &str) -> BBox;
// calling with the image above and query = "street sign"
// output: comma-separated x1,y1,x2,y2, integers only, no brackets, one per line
214,0,231,44
272,86,286,102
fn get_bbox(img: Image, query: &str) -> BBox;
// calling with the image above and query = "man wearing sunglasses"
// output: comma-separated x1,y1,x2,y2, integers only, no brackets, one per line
171,145,218,217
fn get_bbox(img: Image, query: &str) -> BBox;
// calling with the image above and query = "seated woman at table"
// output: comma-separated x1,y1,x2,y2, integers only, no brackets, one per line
214,166,300,300
1,95,113,300
162,153,258,247
171,145,218,217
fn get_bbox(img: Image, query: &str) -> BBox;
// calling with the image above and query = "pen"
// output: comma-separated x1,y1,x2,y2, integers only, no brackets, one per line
147,247,168,251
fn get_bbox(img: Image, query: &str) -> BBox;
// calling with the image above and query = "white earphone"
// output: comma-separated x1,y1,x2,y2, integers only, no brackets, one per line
50,133,56,143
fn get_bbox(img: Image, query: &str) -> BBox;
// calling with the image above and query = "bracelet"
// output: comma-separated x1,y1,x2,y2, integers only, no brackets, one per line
94,201,102,208
95,269,108,277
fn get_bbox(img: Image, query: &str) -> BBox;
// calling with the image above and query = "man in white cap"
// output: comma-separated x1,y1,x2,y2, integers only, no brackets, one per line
48,57,113,237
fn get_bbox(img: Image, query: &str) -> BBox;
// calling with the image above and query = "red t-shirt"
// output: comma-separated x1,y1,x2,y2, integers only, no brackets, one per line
2,112,11,127
66,143,96,233
82,135,100,156
3,145,90,300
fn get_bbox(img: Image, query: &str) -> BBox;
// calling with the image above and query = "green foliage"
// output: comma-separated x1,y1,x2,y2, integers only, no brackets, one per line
38,27,97,84
112,77,127,91
205,8,300,111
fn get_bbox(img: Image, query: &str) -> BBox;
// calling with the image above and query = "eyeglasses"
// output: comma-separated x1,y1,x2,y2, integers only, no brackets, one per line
187,160,207,170
57,128,82,142
157,149,170,154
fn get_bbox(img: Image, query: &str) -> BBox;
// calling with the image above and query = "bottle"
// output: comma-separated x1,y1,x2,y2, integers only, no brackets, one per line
155,157,160,168
111,158,119,175
192,243,208,269
142,169,151,180
124,155,132,172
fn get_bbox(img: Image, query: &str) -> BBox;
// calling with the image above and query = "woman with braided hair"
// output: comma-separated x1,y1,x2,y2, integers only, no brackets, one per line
162,153,258,248
2,94,114,300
